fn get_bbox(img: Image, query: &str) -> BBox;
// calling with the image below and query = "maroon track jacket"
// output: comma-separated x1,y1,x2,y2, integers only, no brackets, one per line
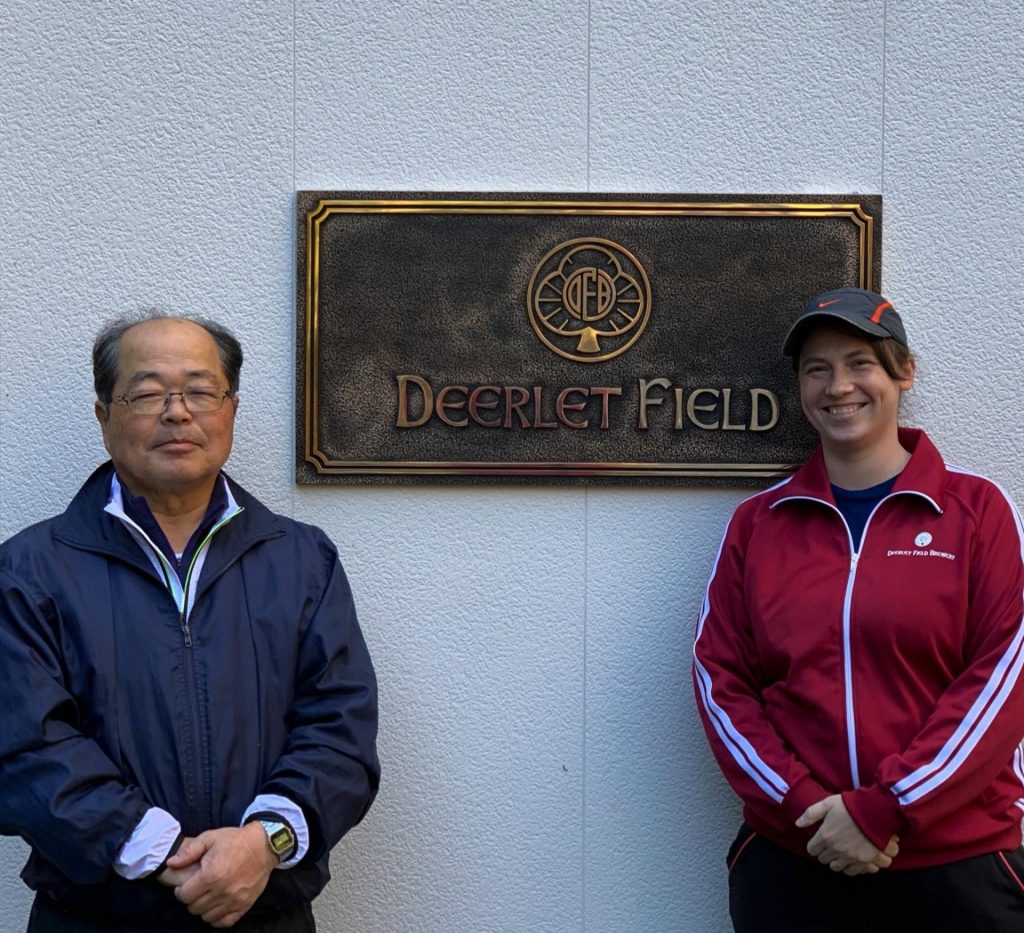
694,429,1024,868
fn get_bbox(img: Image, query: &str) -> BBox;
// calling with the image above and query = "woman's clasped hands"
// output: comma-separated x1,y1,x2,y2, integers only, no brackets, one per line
796,795,899,877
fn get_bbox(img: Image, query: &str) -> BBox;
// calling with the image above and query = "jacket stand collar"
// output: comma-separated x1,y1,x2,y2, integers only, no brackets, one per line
774,428,946,513
51,462,284,578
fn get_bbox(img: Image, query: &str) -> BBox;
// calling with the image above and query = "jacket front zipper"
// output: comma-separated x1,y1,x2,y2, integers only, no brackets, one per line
103,493,244,829
174,510,242,647
840,548,862,787
773,491,922,789
165,509,243,828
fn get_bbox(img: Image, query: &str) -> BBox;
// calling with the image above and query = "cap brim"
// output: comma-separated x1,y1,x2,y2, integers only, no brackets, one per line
782,310,896,357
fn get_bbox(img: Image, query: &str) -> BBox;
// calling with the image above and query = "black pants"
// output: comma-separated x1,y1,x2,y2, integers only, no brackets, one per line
728,824,1024,933
27,893,316,933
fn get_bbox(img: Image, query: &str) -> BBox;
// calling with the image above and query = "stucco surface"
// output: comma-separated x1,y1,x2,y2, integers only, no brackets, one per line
881,0,1024,496
1,1,1022,931
294,0,588,191
589,0,885,193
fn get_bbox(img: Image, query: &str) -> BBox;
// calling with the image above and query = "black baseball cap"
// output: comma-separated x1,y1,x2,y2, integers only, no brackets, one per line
783,287,908,357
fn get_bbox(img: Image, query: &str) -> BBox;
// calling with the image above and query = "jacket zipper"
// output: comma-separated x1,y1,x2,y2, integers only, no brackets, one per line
173,510,243,829
177,553,190,646
103,500,244,830
773,491,918,789
176,511,242,648
841,547,862,787
181,611,203,827
841,493,911,787
175,553,185,634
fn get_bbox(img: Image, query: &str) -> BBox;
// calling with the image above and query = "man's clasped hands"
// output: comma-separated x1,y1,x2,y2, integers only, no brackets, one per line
157,823,279,929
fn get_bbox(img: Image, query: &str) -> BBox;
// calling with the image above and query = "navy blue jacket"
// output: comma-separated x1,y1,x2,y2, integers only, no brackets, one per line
0,464,379,927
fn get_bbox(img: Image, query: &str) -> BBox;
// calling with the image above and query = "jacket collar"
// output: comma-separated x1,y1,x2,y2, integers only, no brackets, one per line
52,462,284,567
772,428,946,512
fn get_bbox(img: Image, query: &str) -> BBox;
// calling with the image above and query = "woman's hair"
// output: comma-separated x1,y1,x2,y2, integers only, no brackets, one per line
871,336,915,381
792,323,915,381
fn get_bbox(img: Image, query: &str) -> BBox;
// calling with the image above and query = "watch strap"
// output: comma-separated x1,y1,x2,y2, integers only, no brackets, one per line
245,811,298,863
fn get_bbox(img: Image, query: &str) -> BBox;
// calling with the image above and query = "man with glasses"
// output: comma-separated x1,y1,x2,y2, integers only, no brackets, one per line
0,315,379,932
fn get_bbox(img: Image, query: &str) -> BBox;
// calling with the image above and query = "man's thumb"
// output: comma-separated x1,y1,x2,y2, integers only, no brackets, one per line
167,835,205,867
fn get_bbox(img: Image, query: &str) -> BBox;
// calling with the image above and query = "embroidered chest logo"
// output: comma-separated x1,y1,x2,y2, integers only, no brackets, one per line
887,531,955,561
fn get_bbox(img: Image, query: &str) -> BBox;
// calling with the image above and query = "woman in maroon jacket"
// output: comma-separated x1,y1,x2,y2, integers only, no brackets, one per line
693,288,1024,933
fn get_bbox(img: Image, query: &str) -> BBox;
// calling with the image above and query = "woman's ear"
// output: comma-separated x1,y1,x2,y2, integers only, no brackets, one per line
898,355,916,392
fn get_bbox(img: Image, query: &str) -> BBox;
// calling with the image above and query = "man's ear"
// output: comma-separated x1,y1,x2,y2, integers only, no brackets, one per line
94,400,112,453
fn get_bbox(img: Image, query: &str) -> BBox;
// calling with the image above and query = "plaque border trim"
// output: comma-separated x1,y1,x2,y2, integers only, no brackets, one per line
302,197,876,478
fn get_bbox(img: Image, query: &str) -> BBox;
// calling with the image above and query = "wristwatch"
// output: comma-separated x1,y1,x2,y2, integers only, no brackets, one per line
257,819,297,863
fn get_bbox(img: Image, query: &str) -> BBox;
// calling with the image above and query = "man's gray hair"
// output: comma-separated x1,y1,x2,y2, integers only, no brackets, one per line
93,312,243,406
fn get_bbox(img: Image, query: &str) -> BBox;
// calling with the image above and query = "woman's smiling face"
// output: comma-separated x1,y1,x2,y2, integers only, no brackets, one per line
798,325,915,458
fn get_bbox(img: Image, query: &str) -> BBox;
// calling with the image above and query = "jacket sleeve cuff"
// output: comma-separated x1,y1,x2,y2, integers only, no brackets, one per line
781,775,832,830
841,784,905,852
112,808,183,879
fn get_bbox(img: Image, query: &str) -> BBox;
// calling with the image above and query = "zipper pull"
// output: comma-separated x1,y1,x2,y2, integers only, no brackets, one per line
180,612,193,648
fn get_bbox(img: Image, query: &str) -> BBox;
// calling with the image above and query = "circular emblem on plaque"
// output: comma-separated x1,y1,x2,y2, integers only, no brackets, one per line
527,238,652,363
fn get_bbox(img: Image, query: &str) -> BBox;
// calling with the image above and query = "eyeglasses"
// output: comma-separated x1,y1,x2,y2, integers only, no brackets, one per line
115,388,235,415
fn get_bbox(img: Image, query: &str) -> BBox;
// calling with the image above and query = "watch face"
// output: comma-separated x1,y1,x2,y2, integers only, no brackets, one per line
269,827,294,855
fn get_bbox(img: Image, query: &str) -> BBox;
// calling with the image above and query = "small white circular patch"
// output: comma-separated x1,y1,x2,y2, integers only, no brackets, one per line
915,532,932,547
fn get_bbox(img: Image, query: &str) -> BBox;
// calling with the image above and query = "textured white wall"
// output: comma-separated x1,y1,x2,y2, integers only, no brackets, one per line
1,2,1022,931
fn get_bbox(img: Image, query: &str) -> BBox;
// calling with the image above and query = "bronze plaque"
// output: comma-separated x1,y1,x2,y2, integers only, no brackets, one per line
296,192,881,485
